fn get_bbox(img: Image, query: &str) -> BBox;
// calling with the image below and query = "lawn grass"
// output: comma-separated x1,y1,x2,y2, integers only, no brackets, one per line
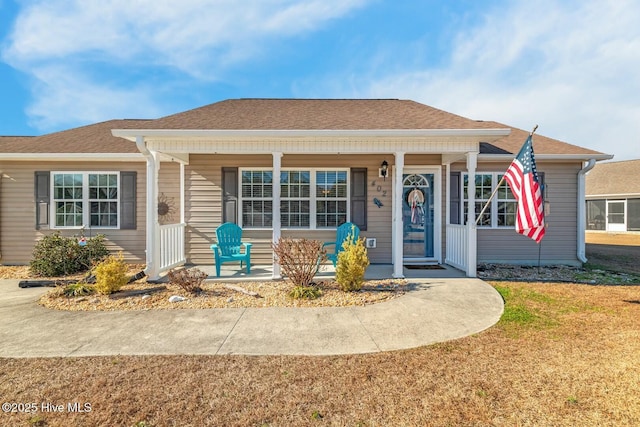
2,281,639,426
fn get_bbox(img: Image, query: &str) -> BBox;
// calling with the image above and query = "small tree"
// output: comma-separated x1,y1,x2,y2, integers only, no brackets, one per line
335,232,370,292
272,238,326,289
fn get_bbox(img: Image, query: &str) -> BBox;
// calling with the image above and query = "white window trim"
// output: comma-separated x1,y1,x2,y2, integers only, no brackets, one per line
50,171,121,230
238,168,274,230
462,172,516,229
238,167,350,230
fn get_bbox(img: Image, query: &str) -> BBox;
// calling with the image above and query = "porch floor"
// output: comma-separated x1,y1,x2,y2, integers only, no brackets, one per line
179,263,467,282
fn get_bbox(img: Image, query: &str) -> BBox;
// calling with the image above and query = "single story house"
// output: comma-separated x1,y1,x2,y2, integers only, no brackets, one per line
586,159,640,232
0,99,612,279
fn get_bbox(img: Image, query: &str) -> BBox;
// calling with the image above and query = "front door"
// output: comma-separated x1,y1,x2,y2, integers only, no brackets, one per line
607,200,626,232
402,172,437,261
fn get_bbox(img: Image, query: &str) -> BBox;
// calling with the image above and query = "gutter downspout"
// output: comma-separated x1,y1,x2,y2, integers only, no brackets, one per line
577,159,596,263
135,136,160,280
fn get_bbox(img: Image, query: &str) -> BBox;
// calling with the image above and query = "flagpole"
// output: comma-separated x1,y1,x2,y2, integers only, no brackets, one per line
475,125,539,225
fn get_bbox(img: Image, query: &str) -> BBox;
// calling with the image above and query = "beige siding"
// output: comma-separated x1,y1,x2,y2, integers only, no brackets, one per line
453,161,582,265
284,155,394,264
158,161,182,225
185,154,272,265
185,154,396,265
0,161,147,265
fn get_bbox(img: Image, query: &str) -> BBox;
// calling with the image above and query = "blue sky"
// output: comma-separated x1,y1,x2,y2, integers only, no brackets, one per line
1,0,639,160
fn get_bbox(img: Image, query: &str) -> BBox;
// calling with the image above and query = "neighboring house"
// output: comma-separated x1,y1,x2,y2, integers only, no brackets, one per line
586,159,640,233
0,99,612,279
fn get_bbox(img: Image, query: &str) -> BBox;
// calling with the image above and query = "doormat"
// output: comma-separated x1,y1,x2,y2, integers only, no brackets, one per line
404,264,445,270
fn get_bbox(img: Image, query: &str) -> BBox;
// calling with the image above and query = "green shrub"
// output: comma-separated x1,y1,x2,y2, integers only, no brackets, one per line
30,232,109,277
62,282,95,297
92,253,128,295
335,233,370,292
288,285,323,300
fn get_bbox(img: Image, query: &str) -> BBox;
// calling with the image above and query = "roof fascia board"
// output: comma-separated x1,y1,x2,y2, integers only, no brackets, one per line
112,128,512,141
479,154,614,162
586,193,640,199
0,153,144,161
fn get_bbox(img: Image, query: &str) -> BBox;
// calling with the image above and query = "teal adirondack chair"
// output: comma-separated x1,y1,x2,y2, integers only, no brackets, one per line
323,222,360,267
210,223,252,277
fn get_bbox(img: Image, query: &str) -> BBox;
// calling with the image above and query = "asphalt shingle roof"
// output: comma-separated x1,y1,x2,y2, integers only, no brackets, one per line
0,120,150,153
146,98,506,130
0,99,609,157
586,159,640,196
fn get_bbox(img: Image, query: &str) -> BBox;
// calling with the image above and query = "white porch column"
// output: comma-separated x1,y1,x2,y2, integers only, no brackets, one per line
466,152,477,277
136,136,161,280
272,152,283,279
392,152,405,278
445,162,451,226
179,162,185,224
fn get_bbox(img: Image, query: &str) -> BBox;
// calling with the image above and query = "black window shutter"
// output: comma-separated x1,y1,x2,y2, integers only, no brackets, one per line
350,168,367,231
120,171,137,229
34,171,50,229
222,167,238,224
450,172,461,225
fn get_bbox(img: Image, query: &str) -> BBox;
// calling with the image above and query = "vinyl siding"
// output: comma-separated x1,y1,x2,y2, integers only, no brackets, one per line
0,161,147,265
453,161,581,266
185,154,272,265
158,161,181,225
284,155,394,264
184,154,395,265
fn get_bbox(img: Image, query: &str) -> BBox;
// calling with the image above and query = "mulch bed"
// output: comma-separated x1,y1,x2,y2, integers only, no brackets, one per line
1,265,407,311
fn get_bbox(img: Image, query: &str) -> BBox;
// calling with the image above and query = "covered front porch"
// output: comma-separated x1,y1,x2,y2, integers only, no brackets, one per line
112,128,510,280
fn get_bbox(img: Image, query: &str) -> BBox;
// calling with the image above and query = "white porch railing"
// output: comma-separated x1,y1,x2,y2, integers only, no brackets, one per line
446,224,469,273
159,223,186,272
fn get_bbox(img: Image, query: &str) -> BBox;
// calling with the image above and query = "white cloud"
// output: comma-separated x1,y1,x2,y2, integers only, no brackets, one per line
25,66,164,130
318,0,640,160
2,0,368,130
5,0,368,73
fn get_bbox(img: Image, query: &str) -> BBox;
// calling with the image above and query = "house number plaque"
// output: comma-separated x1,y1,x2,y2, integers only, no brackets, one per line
370,180,387,197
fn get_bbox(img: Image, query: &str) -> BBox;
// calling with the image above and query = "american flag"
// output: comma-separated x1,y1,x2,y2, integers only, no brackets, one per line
504,135,545,243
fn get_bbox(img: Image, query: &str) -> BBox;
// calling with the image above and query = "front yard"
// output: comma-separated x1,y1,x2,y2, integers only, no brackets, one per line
1,236,639,426
1,280,639,426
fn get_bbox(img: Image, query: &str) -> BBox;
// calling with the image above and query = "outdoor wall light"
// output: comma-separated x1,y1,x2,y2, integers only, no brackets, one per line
380,160,389,180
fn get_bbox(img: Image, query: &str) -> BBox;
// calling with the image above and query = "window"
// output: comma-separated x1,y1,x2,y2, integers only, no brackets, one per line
52,172,119,228
462,173,517,228
315,170,348,227
628,199,640,231
239,168,349,229
586,200,606,230
496,174,517,227
280,171,310,227
241,170,273,228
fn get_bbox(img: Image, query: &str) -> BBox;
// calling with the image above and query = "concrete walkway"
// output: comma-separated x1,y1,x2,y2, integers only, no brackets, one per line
0,278,503,358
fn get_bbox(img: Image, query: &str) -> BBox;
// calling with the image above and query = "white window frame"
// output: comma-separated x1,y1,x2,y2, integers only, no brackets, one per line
280,170,312,228
238,168,274,229
238,167,350,230
462,172,516,229
311,169,350,229
50,171,121,229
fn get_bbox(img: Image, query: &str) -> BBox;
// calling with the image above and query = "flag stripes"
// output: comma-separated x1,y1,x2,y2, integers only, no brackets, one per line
504,135,545,243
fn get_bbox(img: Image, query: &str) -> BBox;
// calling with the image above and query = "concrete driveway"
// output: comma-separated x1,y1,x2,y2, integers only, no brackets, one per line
0,278,503,357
